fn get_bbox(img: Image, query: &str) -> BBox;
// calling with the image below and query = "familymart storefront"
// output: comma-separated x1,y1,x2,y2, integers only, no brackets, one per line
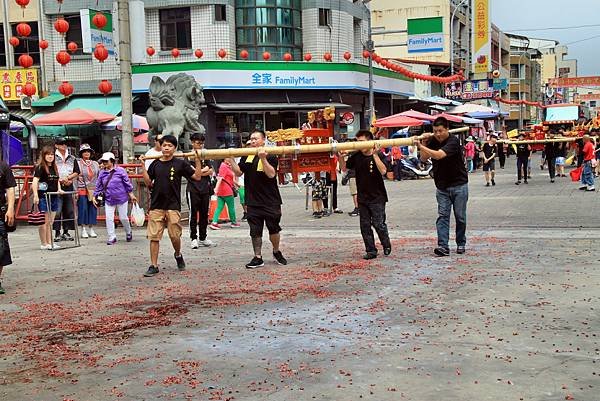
132,61,414,147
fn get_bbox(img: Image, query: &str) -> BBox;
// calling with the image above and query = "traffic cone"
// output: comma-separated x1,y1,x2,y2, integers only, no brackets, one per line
208,195,230,223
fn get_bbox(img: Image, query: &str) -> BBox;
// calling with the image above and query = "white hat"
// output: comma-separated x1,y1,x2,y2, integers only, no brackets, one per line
466,136,474,142
99,151,116,161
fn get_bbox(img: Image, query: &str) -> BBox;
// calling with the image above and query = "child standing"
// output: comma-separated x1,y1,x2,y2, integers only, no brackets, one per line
311,173,326,218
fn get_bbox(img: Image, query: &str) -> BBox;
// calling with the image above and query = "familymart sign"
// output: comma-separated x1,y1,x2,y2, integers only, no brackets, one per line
407,17,444,53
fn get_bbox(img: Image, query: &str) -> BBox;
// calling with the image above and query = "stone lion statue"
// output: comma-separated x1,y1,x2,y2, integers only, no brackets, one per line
146,73,206,150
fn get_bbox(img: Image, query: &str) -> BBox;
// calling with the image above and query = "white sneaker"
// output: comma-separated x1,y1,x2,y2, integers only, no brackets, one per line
88,228,97,238
81,228,89,239
200,239,215,247
40,244,52,250
191,239,199,249
51,243,61,249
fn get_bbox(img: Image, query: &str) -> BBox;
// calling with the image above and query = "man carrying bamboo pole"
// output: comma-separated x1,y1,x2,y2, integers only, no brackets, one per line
345,130,391,260
414,117,469,257
228,131,287,269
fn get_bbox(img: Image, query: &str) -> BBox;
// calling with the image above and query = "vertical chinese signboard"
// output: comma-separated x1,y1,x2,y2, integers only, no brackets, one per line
0,69,38,101
472,0,490,74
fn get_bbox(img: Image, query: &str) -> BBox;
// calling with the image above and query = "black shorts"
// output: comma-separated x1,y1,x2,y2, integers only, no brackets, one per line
247,205,282,238
483,160,495,172
0,220,12,267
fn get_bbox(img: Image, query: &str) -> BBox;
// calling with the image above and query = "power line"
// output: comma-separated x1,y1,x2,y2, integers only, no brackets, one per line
507,23,600,32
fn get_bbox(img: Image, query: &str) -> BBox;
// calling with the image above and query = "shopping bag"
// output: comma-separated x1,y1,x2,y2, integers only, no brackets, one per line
130,203,146,227
570,166,583,182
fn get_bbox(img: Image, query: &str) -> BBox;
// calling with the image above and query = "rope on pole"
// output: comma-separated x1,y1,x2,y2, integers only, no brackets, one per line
496,137,578,145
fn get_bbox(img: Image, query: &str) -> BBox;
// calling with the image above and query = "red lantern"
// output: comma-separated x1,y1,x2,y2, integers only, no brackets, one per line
343,51,351,61
94,45,108,62
92,12,107,29
15,0,30,8
283,53,292,61
56,50,71,66
362,50,370,59
240,49,249,59
39,39,49,50
22,82,36,96
373,55,382,64
218,48,227,58
146,46,155,57
18,54,33,68
381,59,388,68
67,41,78,53
194,49,203,58
98,80,112,96
58,81,74,97
323,52,332,61
262,51,271,61
54,18,69,35
9,36,19,47
171,48,180,58
16,22,31,37
304,53,312,62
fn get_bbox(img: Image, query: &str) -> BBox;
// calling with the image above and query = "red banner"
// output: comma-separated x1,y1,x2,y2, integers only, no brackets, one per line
548,76,600,88
576,93,600,101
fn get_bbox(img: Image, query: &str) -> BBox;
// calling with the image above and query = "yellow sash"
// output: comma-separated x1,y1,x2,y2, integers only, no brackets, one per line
245,155,263,171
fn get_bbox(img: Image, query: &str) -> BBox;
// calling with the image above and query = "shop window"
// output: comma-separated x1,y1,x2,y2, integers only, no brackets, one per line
160,8,192,50
215,5,227,21
64,15,83,55
11,22,41,65
318,8,330,27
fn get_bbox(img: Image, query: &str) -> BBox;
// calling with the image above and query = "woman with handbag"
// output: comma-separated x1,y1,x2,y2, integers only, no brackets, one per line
32,146,62,250
93,152,138,245
209,159,239,229
77,144,100,239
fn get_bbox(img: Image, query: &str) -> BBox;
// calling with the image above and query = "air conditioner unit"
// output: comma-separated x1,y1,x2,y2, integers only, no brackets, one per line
20,95,39,110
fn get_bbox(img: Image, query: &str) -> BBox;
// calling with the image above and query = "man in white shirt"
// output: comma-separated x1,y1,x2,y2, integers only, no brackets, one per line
144,133,164,170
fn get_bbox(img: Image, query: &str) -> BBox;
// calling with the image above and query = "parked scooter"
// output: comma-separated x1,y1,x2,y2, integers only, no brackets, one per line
399,157,433,179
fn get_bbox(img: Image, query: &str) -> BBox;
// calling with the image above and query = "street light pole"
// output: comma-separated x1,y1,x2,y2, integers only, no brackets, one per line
450,0,468,75
362,0,374,128
517,51,528,131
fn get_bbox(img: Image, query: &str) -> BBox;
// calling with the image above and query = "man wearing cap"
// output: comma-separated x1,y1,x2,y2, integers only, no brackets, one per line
53,138,80,241
579,134,596,191
140,134,205,277
515,133,531,185
482,134,497,187
414,117,469,257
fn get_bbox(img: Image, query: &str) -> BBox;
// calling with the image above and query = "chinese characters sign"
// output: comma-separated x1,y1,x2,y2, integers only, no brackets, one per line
250,72,316,87
472,0,490,74
548,76,600,88
1,68,38,101
444,79,496,100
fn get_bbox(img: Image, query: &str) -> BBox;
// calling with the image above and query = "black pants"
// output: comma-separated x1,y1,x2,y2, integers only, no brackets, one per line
393,161,402,180
498,152,506,168
53,193,75,233
358,202,391,255
547,157,556,179
517,157,529,182
0,214,12,267
189,192,210,241
322,176,338,210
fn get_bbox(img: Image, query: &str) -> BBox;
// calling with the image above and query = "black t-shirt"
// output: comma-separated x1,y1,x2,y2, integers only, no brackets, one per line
428,135,469,190
544,142,558,159
345,151,388,204
516,143,530,158
0,161,16,206
148,158,195,211
34,164,59,197
186,159,213,195
482,142,496,160
239,155,282,208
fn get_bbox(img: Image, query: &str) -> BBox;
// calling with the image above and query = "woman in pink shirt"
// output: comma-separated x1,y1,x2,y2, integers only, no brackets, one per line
209,160,239,229
464,137,476,172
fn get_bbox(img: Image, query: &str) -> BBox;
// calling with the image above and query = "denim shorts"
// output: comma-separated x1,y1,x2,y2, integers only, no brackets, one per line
39,194,60,213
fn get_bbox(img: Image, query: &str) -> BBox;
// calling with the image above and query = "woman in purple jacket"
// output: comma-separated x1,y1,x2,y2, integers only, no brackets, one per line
93,152,138,245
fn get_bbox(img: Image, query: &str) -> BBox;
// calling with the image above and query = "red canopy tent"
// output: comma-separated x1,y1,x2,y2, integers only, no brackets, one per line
32,109,116,126
373,114,424,128
399,109,436,121
435,113,464,123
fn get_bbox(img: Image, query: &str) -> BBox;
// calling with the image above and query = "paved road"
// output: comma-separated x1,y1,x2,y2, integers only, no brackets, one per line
1,154,598,401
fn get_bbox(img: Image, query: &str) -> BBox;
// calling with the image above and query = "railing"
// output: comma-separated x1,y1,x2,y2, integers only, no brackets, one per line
12,164,151,222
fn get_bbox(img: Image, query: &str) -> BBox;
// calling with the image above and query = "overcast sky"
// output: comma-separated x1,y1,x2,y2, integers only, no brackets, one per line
491,0,600,76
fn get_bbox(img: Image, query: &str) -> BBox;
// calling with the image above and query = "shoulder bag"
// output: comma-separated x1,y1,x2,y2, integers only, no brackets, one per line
79,160,96,202
94,169,116,207
221,178,238,197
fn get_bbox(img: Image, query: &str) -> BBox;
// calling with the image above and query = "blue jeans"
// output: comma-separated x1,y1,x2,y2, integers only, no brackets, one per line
581,160,595,187
435,183,468,249
517,157,529,181
466,158,473,173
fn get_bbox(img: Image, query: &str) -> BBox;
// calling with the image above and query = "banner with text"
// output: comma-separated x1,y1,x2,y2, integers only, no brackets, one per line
444,79,495,100
472,0,491,74
0,68,38,101
548,76,600,88
407,17,444,54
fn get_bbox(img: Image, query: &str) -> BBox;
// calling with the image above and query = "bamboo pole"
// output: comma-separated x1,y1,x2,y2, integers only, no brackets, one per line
142,127,471,160
497,137,578,145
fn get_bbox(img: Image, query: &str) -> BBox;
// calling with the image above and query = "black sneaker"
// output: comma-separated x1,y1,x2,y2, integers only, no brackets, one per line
143,265,159,277
62,232,74,241
174,253,186,270
456,245,465,254
384,247,391,256
348,208,359,217
491,179,496,186
273,251,288,265
524,180,528,184
515,181,520,185
363,252,377,260
245,256,264,269
54,233,62,242
241,213,248,222
434,247,450,257
485,182,490,187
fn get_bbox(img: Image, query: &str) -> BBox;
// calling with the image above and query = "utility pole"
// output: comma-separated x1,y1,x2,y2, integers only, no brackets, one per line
117,0,134,163
363,0,374,128
2,0,13,69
